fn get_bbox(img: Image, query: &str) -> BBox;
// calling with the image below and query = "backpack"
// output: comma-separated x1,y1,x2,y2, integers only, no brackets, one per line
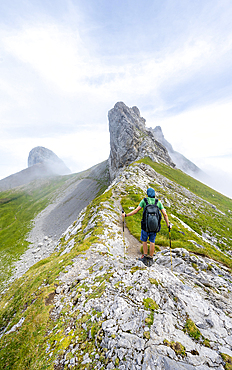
141,198,162,233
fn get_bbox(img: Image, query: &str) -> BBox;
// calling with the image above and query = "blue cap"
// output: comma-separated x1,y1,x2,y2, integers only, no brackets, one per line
147,188,155,198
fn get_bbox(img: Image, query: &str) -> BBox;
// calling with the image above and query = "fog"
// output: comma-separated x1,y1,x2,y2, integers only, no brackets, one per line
195,165,232,200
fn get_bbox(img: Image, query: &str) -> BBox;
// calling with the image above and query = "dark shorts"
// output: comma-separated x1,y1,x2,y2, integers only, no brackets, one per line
140,230,156,243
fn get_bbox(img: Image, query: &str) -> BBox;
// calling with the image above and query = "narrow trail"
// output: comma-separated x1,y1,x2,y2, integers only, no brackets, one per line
122,222,167,258
123,221,142,258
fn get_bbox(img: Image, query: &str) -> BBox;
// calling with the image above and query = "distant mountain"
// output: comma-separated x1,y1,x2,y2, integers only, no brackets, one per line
0,146,71,192
151,126,203,177
28,146,71,175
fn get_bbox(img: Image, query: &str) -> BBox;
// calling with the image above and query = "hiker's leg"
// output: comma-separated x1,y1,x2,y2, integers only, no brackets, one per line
149,242,155,257
149,233,156,257
143,241,148,255
140,230,148,255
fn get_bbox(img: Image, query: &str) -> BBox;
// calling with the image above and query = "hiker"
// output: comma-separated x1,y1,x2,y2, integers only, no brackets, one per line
122,187,172,266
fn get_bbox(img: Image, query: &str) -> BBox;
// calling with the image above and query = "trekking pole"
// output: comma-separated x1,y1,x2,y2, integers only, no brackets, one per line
122,210,126,269
169,225,173,272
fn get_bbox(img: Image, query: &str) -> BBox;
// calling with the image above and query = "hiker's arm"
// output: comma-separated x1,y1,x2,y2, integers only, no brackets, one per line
122,206,142,217
161,208,172,228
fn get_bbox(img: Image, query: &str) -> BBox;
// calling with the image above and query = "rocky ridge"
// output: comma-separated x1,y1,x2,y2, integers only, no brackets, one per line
108,102,175,181
2,162,231,369
50,163,232,369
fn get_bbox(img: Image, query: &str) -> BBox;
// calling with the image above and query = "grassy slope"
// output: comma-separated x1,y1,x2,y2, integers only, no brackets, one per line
0,186,111,370
121,158,232,270
0,175,78,291
137,157,232,213
0,158,232,369
0,161,110,293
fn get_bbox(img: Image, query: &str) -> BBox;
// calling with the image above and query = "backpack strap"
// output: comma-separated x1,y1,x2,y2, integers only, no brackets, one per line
145,197,159,206
144,197,148,205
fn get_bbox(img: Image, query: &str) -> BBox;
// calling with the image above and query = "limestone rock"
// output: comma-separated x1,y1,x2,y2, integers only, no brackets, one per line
0,146,71,191
28,146,71,175
108,102,175,180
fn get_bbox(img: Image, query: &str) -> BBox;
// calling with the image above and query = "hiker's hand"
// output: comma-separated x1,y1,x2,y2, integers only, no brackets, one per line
168,223,173,230
122,211,126,218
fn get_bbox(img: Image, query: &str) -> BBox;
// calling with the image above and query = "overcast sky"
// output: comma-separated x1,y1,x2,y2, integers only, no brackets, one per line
0,0,232,197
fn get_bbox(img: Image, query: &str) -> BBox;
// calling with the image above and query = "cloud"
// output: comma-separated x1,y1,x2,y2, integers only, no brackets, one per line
2,10,231,102
0,0,232,199
2,23,89,94
149,100,231,157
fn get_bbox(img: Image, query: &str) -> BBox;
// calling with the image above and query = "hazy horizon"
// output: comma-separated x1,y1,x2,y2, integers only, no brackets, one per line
0,1,231,198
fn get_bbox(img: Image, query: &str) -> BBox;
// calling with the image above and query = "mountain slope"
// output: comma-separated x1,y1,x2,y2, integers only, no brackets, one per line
0,161,109,293
0,159,232,370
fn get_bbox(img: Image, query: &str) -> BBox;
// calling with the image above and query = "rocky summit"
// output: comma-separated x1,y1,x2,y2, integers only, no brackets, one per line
0,146,71,192
28,146,71,175
0,102,232,370
108,102,175,181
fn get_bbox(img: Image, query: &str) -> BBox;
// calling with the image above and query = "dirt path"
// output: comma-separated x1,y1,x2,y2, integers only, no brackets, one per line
123,223,142,258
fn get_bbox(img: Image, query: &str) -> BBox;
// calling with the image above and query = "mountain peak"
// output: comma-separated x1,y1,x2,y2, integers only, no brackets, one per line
0,146,71,192
150,126,203,177
28,146,70,175
108,102,175,180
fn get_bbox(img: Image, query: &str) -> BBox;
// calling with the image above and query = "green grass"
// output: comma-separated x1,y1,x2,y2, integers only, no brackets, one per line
121,160,232,271
220,353,232,370
184,318,201,340
0,176,75,291
0,186,112,370
163,339,186,357
0,164,110,293
143,297,159,311
136,157,232,213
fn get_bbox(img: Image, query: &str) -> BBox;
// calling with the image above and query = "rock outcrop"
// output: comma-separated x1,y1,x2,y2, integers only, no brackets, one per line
0,146,71,191
108,102,175,180
28,146,71,175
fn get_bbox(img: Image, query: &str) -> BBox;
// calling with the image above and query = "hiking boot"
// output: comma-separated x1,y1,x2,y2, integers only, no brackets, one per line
147,256,154,267
138,255,149,266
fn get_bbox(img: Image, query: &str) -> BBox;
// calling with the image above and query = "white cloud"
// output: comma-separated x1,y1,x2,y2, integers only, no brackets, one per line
1,1,232,199
149,100,232,166
2,23,90,94
2,16,227,101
